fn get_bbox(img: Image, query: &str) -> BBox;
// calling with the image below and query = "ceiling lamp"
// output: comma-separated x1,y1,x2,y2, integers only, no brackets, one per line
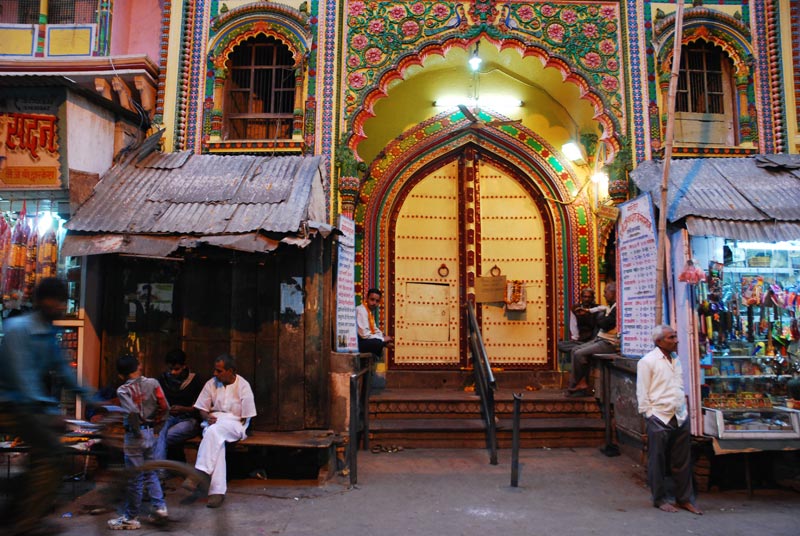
561,142,585,164
468,43,482,71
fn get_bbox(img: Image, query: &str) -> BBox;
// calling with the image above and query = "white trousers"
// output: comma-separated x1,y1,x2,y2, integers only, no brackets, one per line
194,415,247,495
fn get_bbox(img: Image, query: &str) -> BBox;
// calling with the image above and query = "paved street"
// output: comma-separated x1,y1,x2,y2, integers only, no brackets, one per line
48,447,799,536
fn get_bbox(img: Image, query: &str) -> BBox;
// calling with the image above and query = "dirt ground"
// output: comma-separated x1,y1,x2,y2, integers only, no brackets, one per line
39,447,800,536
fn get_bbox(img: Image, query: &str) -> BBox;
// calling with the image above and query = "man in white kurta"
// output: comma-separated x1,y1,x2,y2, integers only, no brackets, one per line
193,354,257,507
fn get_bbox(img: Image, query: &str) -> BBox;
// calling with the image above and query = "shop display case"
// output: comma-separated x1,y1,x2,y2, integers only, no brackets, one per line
695,241,800,428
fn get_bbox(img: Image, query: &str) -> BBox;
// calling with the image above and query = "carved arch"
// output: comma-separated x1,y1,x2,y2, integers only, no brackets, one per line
347,36,622,162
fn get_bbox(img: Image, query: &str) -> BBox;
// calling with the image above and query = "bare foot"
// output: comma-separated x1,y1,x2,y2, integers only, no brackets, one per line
677,502,704,515
657,502,679,513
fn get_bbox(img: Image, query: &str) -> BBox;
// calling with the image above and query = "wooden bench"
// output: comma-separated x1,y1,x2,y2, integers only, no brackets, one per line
183,429,339,482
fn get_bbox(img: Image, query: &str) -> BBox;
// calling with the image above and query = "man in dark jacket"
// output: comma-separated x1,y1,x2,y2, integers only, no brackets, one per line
154,349,205,461
557,288,598,370
567,282,618,396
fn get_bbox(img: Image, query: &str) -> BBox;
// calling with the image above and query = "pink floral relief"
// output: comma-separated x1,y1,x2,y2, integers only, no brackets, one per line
388,6,406,21
349,1,366,18
546,23,565,42
582,23,598,39
540,5,555,17
402,20,420,38
352,34,368,50
349,72,367,89
368,19,385,34
607,59,619,71
411,3,425,16
560,9,578,25
432,3,450,19
517,5,534,22
583,52,602,69
601,75,618,92
365,47,383,64
599,39,616,55
348,55,360,68
600,6,616,20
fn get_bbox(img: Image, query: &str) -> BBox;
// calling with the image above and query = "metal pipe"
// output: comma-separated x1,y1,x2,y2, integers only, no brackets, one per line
511,393,522,486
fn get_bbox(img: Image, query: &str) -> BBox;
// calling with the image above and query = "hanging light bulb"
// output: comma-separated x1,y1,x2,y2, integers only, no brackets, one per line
468,43,482,71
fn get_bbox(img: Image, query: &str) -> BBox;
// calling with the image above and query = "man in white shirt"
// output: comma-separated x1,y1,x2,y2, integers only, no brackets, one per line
636,325,702,515
356,288,393,354
192,354,257,508
356,288,393,391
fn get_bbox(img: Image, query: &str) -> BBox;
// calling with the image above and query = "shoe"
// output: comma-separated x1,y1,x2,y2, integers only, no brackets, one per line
566,389,589,397
107,515,141,530
206,494,225,508
154,506,168,519
181,477,198,492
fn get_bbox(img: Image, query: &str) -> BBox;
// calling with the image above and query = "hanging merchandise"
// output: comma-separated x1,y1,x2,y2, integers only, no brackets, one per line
0,217,10,282
678,259,706,284
3,204,29,304
37,222,58,284
23,216,39,301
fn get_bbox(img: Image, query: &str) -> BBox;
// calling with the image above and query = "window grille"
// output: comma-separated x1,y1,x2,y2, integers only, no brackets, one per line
48,0,97,24
676,43,725,115
224,35,296,141
0,0,41,24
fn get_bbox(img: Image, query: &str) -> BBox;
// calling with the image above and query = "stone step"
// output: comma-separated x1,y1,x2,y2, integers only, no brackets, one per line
369,388,602,419
368,418,606,449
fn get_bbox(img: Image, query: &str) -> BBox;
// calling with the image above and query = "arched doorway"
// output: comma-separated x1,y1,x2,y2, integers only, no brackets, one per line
387,145,555,370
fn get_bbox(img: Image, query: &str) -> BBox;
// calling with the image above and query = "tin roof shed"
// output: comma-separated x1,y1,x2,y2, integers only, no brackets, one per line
631,156,800,242
63,137,330,257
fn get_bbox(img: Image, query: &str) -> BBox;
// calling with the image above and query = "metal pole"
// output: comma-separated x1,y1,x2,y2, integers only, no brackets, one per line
511,393,522,487
600,358,620,457
655,0,686,325
349,374,358,487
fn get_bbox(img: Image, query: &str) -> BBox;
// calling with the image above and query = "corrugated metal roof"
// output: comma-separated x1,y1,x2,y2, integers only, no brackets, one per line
631,157,800,227
66,152,326,237
685,218,800,243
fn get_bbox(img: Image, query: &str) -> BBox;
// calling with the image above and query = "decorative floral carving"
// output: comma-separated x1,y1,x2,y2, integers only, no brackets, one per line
344,0,625,139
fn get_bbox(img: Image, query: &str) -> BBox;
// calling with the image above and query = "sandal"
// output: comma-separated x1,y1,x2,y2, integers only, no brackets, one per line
371,445,382,454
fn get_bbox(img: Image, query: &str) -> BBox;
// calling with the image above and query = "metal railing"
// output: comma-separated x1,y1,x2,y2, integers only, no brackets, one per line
348,353,373,486
466,302,498,465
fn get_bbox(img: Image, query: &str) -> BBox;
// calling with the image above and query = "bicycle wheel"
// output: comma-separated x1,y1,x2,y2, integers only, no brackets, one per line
94,459,227,534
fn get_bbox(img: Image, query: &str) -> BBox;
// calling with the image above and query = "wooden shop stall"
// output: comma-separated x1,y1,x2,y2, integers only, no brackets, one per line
632,155,800,489
62,137,336,437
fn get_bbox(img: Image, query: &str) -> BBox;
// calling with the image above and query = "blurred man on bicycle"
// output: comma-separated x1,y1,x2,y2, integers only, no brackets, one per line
0,278,92,535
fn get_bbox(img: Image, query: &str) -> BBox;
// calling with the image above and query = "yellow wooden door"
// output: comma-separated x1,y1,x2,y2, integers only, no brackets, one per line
390,152,550,369
477,161,548,366
392,159,461,366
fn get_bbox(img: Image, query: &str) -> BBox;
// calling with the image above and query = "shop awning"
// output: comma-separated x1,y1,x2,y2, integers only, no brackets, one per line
63,133,332,257
631,156,800,242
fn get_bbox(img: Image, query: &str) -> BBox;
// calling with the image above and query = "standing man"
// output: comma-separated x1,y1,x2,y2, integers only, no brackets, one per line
192,354,256,508
636,325,703,515
567,282,618,396
0,278,92,536
557,288,598,370
356,288,393,389
155,349,205,462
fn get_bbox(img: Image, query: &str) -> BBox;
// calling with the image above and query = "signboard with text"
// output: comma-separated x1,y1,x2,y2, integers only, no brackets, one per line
0,92,62,188
335,215,359,353
618,193,658,357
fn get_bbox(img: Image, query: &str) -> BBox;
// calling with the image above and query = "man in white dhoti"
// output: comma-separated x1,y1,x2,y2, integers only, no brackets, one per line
192,354,257,508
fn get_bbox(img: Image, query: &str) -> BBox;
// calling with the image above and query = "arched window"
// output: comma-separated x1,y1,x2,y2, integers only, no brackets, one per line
674,42,737,145
224,35,296,141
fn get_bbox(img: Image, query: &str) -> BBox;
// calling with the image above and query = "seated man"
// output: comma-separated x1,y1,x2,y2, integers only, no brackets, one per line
191,354,256,508
557,288,598,370
155,349,205,462
567,282,618,397
356,288,393,390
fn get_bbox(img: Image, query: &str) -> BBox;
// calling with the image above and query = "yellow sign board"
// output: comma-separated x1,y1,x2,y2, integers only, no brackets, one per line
0,113,61,188
475,275,507,303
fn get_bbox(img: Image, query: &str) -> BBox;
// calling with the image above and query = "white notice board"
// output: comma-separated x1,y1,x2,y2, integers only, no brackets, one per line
617,193,658,357
335,215,359,352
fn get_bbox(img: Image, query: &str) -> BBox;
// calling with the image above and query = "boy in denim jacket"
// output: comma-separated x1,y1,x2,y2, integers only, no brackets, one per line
108,354,170,530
